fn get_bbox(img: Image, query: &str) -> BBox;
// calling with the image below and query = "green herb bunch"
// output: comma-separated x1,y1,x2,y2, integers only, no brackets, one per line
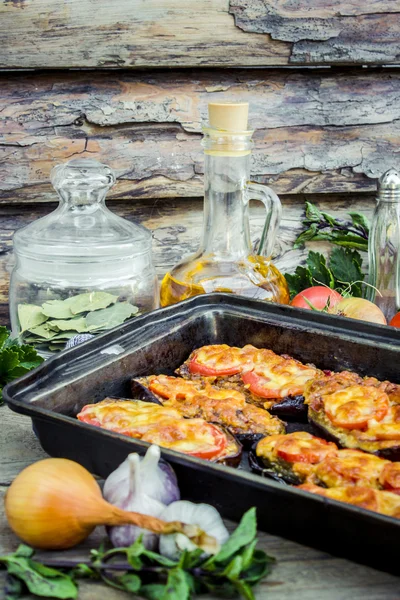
0,508,274,600
18,292,139,352
294,201,369,251
284,201,370,300
0,327,43,406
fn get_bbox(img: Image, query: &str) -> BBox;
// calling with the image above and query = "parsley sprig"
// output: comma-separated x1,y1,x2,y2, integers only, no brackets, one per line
0,508,275,600
0,327,43,406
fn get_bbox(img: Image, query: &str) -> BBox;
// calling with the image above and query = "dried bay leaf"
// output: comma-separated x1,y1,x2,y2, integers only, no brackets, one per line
27,324,61,340
47,317,89,333
42,300,74,319
86,302,139,330
18,304,48,333
67,292,118,315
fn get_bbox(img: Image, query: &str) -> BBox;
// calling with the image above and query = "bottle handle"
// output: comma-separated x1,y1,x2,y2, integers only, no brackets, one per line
245,181,282,258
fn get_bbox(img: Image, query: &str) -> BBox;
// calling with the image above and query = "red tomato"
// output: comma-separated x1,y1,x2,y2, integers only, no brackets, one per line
390,312,400,328
189,344,243,376
291,287,342,311
241,370,281,399
141,420,228,461
274,432,337,464
324,387,389,430
380,462,400,494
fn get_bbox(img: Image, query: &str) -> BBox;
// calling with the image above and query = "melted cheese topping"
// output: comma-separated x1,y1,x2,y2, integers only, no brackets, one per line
314,449,387,489
77,398,234,460
247,350,320,398
299,484,400,518
323,385,389,429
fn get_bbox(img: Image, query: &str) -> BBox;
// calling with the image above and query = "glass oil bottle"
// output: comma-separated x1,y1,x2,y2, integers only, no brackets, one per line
160,102,289,306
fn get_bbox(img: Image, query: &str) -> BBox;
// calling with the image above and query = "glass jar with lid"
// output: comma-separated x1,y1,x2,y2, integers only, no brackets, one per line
9,159,159,355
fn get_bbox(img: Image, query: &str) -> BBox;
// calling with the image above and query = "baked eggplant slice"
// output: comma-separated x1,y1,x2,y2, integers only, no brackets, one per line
249,431,337,485
305,372,400,461
176,343,319,419
131,375,285,447
77,397,242,466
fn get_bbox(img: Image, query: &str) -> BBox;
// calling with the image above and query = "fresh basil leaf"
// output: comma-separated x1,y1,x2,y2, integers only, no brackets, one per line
324,231,368,251
208,507,257,565
240,539,258,571
70,563,97,579
293,223,319,248
321,212,340,227
242,550,275,583
161,568,191,600
222,555,243,581
233,579,256,600
4,574,23,600
306,251,335,288
85,302,139,331
0,556,77,599
304,201,323,223
118,573,141,593
14,546,34,559
18,305,48,333
142,549,177,568
125,537,145,570
67,292,118,315
349,212,370,234
141,583,168,600
329,248,364,297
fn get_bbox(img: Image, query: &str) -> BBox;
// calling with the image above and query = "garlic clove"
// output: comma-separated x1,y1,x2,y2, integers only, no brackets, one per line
159,500,229,560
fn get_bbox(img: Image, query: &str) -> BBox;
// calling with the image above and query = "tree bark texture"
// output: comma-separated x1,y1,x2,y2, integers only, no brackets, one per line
1,0,399,69
2,69,400,203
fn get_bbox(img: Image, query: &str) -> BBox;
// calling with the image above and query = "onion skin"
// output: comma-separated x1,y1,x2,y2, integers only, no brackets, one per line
4,458,216,551
330,298,387,325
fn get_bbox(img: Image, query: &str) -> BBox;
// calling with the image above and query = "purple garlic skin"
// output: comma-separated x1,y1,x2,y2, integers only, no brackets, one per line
103,445,180,549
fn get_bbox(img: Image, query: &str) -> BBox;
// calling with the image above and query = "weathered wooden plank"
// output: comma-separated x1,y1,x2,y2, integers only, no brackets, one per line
0,195,375,326
1,69,399,202
1,0,400,68
1,411,399,599
229,0,400,65
0,0,290,69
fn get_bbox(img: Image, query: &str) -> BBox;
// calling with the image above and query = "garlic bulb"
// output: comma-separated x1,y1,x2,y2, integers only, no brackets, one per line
104,447,181,549
159,501,229,560
103,445,180,506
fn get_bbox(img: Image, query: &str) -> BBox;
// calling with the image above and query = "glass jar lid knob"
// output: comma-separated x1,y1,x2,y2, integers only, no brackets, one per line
51,158,116,192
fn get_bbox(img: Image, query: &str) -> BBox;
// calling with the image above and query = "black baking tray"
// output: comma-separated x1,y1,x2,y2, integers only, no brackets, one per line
4,293,400,575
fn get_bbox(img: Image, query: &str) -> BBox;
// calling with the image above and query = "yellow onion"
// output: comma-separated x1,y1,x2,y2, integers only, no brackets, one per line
4,458,216,551
330,297,387,325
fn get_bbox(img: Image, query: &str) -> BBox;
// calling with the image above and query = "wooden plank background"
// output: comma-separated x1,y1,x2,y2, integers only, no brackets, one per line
1,0,400,68
1,68,399,203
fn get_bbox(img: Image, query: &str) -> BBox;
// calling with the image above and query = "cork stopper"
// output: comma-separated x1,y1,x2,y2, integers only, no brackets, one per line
208,102,249,132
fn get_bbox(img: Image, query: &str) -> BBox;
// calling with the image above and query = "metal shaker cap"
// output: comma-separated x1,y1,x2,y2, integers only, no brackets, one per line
378,168,400,201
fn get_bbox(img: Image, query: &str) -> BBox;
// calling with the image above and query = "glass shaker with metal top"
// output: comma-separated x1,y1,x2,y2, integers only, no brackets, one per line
367,168,400,322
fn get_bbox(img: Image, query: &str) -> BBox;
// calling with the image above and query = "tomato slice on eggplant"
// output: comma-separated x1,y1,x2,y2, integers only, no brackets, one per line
188,344,245,376
324,385,389,430
274,433,337,464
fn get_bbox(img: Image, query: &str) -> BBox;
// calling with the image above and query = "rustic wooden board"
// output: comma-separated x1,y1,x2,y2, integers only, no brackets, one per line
1,410,399,599
230,1,400,65
0,195,375,324
1,0,400,68
1,69,399,202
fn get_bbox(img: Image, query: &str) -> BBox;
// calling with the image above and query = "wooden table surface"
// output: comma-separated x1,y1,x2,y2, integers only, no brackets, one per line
1,408,400,600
